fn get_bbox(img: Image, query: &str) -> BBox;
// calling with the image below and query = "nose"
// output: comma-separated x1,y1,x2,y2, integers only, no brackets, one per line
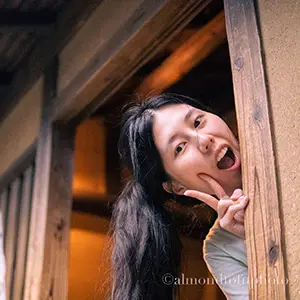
197,134,214,153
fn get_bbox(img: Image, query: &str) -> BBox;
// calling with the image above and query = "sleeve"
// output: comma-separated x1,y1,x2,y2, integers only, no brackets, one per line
203,241,249,300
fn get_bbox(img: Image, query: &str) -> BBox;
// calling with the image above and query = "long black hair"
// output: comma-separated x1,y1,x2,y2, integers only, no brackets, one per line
110,93,213,300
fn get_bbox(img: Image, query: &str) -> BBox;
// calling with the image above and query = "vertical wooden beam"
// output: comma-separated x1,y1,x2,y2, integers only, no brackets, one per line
0,190,8,244
0,190,7,298
12,166,34,300
224,0,287,299
23,57,75,299
5,178,21,300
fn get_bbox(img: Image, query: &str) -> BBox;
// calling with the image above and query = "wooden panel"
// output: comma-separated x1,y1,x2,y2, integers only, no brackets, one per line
73,118,107,200
136,10,227,95
5,178,21,300
52,0,212,122
0,141,36,192
12,166,34,300
0,190,7,299
58,0,144,92
23,58,75,299
224,0,287,299
0,0,105,122
0,76,42,177
0,189,8,244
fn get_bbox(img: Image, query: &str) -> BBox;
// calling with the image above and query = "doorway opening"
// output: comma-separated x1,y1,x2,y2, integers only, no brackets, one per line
69,1,236,299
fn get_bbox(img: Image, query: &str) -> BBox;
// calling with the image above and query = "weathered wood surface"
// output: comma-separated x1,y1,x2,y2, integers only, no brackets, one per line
5,178,21,300
0,191,6,299
136,10,227,95
224,0,287,299
0,190,8,243
52,0,212,122
0,0,104,122
23,58,75,299
12,166,34,300
0,142,36,193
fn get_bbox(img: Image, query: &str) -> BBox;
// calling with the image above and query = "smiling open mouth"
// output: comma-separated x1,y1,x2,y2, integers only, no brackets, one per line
217,147,236,170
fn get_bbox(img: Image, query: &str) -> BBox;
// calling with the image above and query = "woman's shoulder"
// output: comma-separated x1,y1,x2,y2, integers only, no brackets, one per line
203,219,248,266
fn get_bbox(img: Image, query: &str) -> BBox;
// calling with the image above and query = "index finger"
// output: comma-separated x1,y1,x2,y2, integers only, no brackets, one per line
199,174,228,200
184,190,219,211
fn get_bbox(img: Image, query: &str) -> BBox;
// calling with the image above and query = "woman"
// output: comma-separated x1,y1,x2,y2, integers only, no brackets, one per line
110,93,249,300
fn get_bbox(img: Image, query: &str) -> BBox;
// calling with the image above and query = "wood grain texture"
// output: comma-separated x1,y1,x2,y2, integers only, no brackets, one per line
136,10,227,96
52,0,212,123
12,166,34,300
0,190,7,298
0,190,8,244
0,0,104,122
224,0,287,299
0,141,36,192
23,57,75,299
5,178,21,300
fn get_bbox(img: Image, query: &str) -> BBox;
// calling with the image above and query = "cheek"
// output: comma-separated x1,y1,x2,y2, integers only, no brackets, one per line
168,152,210,187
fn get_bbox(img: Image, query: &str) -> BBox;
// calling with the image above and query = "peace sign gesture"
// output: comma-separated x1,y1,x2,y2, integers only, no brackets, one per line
184,174,249,239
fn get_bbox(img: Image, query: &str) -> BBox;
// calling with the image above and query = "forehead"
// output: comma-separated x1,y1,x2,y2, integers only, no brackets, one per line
154,103,195,123
152,103,199,150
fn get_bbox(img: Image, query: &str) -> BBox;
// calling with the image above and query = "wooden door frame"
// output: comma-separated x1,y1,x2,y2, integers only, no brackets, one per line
224,0,287,299
23,1,215,299
23,0,288,299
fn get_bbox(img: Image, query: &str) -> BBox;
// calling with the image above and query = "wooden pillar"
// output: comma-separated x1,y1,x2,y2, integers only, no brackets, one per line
5,178,21,299
23,57,76,299
224,0,287,299
13,166,34,300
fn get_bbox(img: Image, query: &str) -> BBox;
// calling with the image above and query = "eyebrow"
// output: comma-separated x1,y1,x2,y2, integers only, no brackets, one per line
164,108,195,153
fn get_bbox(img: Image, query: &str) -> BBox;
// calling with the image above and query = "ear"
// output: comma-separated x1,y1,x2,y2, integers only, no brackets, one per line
162,180,187,195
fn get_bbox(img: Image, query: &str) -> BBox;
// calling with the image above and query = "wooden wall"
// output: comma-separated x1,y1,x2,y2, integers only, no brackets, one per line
58,0,144,93
256,1,300,298
0,77,43,177
68,211,225,300
73,118,107,201
68,212,111,300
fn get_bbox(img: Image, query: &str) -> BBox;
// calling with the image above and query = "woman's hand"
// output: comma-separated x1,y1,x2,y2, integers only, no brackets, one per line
183,174,249,239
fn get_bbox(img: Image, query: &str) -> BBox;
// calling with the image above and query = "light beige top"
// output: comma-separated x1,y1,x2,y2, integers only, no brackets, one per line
203,219,249,300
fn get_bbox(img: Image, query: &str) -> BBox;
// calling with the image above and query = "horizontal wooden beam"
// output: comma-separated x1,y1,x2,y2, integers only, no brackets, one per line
72,198,214,240
0,0,104,122
0,12,56,34
0,11,56,25
72,199,113,218
0,11,57,27
136,10,226,96
52,0,213,123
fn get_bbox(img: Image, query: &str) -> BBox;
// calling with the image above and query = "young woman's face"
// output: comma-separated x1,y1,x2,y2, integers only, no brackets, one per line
152,104,242,196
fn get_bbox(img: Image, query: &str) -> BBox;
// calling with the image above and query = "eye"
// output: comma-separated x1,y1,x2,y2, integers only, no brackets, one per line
175,142,185,156
194,116,202,128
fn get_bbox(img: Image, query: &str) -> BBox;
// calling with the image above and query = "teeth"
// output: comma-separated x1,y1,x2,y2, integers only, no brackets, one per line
217,146,228,162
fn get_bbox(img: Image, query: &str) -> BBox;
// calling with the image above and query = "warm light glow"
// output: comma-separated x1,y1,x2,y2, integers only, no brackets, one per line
136,11,226,96
73,118,107,199
69,213,112,299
